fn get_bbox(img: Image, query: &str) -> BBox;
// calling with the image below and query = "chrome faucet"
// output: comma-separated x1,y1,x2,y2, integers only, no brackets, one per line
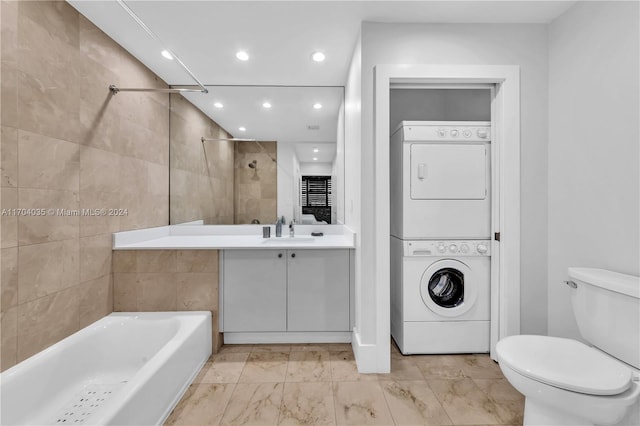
289,220,295,237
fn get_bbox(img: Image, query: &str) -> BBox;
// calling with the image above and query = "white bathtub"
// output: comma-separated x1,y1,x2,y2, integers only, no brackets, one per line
1,311,212,425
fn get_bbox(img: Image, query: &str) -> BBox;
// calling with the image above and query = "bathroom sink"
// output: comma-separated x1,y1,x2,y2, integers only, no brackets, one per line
262,236,315,243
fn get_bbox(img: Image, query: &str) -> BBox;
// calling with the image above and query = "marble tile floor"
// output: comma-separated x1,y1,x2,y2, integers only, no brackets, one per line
165,342,524,425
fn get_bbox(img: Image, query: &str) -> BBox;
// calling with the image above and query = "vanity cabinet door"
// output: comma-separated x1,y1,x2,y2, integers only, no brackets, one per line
287,249,350,331
223,250,287,332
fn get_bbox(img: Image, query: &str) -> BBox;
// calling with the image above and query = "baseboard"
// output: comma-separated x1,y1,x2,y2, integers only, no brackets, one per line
351,328,381,373
223,331,352,344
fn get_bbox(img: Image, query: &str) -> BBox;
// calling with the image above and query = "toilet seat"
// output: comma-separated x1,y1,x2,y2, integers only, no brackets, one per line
498,335,632,396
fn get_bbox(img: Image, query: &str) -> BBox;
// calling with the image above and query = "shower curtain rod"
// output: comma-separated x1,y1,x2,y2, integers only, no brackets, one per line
201,137,258,142
110,0,207,95
109,86,205,94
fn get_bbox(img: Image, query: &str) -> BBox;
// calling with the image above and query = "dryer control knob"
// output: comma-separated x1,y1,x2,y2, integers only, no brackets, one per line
463,130,472,138
437,243,446,253
460,244,470,253
438,129,446,137
450,129,459,137
477,244,488,254
477,129,489,139
448,244,458,253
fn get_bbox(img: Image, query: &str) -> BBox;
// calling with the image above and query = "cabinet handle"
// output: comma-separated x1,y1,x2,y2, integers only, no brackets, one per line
291,253,296,258
278,253,283,258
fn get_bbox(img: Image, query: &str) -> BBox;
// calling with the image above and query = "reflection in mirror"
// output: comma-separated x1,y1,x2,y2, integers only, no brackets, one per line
170,86,344,225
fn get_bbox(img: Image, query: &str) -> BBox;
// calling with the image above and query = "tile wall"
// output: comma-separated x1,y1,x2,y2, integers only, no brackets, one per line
113,250,221,351
0,1,225,371
234,141,277,225
169,94,234,225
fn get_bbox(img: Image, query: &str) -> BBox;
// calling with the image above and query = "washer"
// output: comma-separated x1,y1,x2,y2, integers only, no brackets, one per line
390,121,491,240
391,236,491,354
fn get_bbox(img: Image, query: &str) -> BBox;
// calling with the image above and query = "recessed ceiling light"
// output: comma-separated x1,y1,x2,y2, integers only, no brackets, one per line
214,102,223,108
313,157,318,161
313,148,319,153
161,49,173,60
236,51,249,61
262,102,272,109
313,103,322,109
238,127,246,132
311,51,325,62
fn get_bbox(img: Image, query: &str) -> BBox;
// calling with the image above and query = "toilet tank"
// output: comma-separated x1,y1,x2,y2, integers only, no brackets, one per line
569,268,640,369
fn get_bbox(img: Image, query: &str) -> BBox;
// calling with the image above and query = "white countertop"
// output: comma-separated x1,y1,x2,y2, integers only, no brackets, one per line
113,224,355,250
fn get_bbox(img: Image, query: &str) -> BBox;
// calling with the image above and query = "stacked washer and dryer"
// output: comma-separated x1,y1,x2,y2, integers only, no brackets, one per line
390,121,492,354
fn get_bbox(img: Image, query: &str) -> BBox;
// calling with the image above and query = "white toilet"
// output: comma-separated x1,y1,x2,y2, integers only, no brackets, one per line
496,268,640,426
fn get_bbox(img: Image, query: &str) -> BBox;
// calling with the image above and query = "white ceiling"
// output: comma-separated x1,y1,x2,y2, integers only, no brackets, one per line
183,86,343,144
68,0,576,158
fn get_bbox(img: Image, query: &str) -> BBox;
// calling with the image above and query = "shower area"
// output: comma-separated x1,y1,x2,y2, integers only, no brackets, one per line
169,94,278,225
233,140,277,225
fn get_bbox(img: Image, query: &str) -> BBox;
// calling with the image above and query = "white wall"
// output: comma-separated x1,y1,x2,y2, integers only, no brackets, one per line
276,142,297,222
343,33,365,359
299,162,333,175
336,101,346,224
547,1,640,339
356,23,550,361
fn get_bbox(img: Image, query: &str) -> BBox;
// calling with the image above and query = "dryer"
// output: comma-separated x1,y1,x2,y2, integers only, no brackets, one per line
390,236,491,354
390,121,491,240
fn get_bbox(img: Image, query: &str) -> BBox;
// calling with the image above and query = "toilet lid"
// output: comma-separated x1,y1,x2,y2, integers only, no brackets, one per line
497,335,632,396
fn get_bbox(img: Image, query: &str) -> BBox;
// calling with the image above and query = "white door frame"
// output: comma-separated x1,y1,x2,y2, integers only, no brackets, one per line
372,64,521,369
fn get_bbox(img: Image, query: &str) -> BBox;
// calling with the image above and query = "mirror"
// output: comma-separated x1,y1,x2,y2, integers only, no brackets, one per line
169,86,344,225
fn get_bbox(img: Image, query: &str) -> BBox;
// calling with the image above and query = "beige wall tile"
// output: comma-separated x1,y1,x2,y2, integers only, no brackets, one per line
0,306,18,371
1,247,18,311
18,130,79,190
78,274,112,328
79,146,121,194
1,187,18,248
0,66,19,128
176,272,216,311
113,273,137,312
79,233,111,282
119,156,148,196
1,126,18,187
176,250,218,273
147,161,168,196
113,250,136,273
135,250,176,273
79,190,120,237
18,188,79,245
16,8,82,142
17,69,82,143
17,285,79,362
17,0,79,48
1,1,18,68
136,273,177,311
18,239,79,304
78,15,121,76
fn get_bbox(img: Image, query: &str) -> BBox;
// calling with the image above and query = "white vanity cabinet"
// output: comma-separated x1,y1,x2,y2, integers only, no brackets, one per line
287,249,350,331
222,249,350,333
222,250,287,332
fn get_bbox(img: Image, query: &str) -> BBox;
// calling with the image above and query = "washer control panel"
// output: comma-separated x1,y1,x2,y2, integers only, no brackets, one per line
405,240,491,257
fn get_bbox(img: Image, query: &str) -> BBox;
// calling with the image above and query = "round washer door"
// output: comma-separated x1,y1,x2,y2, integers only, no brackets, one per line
419,259,478,317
